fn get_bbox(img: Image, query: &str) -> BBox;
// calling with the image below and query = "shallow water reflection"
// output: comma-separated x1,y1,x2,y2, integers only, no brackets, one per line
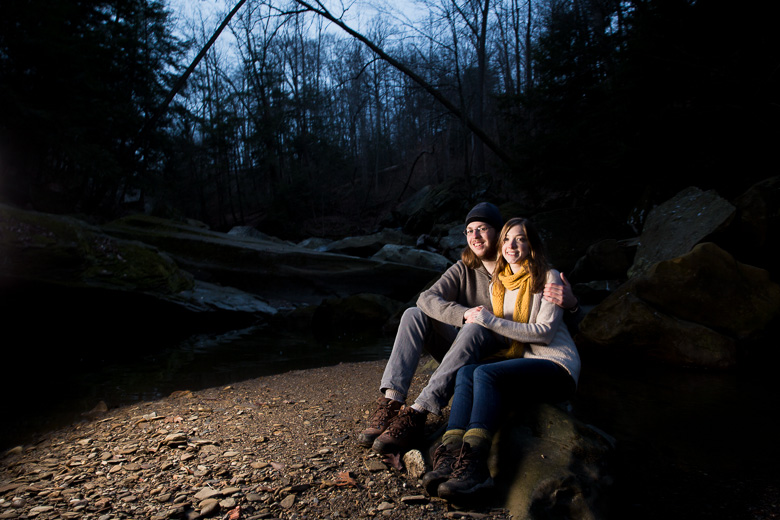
3,325,393,449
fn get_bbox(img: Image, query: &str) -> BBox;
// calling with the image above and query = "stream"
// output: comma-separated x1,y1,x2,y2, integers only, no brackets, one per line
3,325,393,450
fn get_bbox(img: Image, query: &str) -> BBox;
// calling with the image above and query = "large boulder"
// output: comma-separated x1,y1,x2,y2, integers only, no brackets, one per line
395,179,475,235
728,176,780,270
297,237,333,250
371,244,451,272
322,229,414,258
228,225,294,246
579,243,780,368
0,204,194,296
569,238,635,284
532,206,630,274
579,289,738,368
628,187,735,278
311,293,407,339
492,404,615,520
435,222,469,263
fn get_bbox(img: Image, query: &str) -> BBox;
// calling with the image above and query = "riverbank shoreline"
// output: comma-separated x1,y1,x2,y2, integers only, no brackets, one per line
0,359,511,520
3,358,779,520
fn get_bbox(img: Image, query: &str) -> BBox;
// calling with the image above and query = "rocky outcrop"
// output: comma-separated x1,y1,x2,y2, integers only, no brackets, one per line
434,223,469,262
532,205,631,274
322,229,414,258
100,214,440,305
578,243,780,368
392,178,475,235
569,238,635,284
311,293,408,339
0,204,194,296
371,244,451,272
628,187,735,278
1,205,446,347
493,404,615,520
729,176,780,270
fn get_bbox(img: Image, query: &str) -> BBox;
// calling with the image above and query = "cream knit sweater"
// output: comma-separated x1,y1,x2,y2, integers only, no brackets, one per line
473,269,581,386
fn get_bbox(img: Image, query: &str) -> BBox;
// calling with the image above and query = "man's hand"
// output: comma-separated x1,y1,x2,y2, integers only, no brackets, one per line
543,272,579,310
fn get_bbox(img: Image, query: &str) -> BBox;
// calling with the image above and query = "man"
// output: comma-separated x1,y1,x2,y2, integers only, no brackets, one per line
358,202,579,454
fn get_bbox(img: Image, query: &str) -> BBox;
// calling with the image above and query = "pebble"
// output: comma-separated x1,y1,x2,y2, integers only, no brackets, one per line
403,450,428,479
200,498,220,516
365,460,386,472
194,487,221,501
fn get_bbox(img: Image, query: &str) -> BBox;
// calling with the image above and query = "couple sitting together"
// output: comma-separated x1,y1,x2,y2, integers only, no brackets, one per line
357,202,582,503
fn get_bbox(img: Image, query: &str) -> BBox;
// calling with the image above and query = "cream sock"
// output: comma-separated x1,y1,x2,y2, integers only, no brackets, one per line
411,403,428,413
384,389,405,403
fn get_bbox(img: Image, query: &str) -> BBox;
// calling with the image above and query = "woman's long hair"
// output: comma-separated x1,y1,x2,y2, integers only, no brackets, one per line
493,218,550,294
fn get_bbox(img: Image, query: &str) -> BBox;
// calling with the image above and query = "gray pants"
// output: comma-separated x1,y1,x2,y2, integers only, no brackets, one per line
379,307,499,415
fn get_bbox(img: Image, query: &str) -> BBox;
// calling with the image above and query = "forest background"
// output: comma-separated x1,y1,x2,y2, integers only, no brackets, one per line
1,0,777,239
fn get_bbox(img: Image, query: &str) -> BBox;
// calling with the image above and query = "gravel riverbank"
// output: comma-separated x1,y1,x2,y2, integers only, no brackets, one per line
0,359,511,520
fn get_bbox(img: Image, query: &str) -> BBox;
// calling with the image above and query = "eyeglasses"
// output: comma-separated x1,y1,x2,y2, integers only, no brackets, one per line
463,225,492,237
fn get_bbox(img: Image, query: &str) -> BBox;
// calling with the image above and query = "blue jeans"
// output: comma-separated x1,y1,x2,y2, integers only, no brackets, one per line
448,358,575,434
380,307,502,415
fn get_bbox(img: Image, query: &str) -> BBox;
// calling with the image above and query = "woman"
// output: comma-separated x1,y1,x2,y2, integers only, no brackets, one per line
422,217,581,502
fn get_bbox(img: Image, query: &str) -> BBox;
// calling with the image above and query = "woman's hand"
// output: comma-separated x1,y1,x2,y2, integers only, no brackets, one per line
465,306,494,323
464,306,483,323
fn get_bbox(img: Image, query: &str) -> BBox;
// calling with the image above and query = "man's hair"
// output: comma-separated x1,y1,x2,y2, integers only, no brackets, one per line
461,246,484,269
493,217,550,293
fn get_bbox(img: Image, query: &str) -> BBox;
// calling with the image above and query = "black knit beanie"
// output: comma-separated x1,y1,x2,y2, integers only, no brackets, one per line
465,202,503,231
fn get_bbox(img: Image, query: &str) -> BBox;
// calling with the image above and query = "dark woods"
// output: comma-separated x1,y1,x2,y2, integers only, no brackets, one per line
1,0,777,239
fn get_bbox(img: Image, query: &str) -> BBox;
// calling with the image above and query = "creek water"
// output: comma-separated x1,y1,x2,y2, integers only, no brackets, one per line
3,325,394,450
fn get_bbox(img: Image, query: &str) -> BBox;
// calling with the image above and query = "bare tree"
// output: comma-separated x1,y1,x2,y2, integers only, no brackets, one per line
142,0,247,137
290,0,512,165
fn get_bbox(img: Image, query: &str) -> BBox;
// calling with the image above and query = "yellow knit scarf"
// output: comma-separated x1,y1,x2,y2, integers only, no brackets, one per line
491,263,532,358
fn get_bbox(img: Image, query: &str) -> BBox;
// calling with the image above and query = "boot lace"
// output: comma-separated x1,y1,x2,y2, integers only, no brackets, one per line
384,408,423,437
450,443,478,478
367,398,400,430
432,443,458,471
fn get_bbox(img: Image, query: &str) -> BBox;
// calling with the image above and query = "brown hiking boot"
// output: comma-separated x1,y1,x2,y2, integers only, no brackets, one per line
358,397,402,448
422,441,461,496
371,406,426,454
437,442,494,503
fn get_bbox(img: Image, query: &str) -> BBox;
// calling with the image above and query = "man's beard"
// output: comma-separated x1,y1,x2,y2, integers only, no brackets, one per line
479,242,497,262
